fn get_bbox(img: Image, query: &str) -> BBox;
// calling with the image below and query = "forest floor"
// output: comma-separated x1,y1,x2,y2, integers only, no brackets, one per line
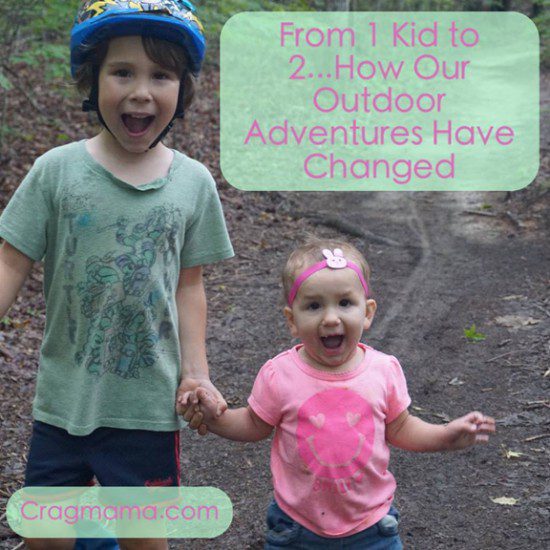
0,64,549,549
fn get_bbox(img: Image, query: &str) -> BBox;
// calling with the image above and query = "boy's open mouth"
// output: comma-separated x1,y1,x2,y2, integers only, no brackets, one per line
321,335,344,349
121,114,155,135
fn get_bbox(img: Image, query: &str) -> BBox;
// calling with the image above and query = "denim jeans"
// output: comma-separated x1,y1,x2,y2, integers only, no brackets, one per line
265,499,403,549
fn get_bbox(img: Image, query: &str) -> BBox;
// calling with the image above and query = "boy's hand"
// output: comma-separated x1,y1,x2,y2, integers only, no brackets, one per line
444,412,496,450
176,378,226,435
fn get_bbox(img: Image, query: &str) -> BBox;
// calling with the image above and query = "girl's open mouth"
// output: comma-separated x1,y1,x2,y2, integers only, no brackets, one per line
321,335,344,349
121,114,155,136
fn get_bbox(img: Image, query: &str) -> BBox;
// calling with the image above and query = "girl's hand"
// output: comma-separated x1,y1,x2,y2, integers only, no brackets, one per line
193,388,222,424
444,411,496,450
176,378,227,435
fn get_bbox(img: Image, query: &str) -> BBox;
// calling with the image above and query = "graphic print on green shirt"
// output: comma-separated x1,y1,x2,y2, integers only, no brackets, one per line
71,205,184,379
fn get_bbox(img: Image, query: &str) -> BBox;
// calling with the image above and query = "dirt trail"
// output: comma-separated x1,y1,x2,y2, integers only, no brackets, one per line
180,190,549,550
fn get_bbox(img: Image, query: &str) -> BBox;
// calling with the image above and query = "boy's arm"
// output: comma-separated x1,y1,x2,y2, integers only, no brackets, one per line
175,266,227,428
191,388,274,442
0,242,34,318
386,409,496,452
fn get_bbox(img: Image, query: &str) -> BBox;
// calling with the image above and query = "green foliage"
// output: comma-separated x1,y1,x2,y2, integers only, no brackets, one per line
194,0,319,48
0,0,35,38
0,0,79,82
26,307,40,317
12,43,69,80
464,324,486,342
29,0,80,38
23,0,80,81
532,4,550,69
0,68,12,90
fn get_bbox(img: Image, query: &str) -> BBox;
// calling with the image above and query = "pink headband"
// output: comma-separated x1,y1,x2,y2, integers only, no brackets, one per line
287,248,369,306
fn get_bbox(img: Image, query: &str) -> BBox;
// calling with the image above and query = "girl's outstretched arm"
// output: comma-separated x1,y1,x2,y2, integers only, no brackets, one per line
182,388,274,442
386,409,496,452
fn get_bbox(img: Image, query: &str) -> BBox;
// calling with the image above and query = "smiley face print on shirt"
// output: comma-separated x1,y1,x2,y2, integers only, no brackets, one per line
296,388,375,480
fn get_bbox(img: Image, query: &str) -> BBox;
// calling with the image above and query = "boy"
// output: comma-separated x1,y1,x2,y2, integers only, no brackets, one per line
0,1,231,548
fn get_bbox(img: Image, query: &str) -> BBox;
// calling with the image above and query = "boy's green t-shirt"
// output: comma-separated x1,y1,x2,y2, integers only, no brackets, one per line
0,141,234,435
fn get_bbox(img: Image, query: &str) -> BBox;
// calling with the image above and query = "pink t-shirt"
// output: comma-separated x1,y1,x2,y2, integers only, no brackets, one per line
248,343,411,538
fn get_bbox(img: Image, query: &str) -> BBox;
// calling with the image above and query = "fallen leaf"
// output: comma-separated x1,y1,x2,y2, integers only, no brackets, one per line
506,451,524,459
494,315,542,329
11,319,31,329
259,211,272,222
490,497,518,506
501,447,524,459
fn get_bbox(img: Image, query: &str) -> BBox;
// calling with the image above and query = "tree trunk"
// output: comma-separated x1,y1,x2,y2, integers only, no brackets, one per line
531,1,543,18
325,0,351,10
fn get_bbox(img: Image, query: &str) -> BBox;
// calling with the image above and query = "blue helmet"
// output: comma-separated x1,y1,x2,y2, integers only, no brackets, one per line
70,0,206,78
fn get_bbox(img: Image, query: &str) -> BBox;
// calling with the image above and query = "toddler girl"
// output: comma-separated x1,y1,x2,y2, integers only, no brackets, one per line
180,238,495,548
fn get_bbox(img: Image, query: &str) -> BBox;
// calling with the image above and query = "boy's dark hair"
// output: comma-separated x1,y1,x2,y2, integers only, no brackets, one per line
74,35,195,110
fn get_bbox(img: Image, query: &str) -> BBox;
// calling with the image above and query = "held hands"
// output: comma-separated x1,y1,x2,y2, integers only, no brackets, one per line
187,388,221,424
444,411,496,450
176,378,226,436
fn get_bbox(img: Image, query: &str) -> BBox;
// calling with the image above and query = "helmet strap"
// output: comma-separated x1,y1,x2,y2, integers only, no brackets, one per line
147,71,187,149
82,65,100,114
82,65,117,140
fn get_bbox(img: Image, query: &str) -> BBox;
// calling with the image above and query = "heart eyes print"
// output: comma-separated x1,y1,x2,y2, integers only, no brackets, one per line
296,388,375,479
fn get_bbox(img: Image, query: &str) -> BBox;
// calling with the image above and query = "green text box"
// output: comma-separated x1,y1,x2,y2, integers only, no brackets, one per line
7,487,232,538
220,12,538,191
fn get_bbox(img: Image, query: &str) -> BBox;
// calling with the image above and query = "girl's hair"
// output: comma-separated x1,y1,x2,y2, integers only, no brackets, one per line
74,35,195,109
282,236,371,302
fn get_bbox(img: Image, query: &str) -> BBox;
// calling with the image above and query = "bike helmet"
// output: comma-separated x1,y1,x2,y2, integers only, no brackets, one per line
70,0,206,148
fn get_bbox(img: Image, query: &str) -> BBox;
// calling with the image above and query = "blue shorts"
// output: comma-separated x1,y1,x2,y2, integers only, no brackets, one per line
265,499,403,549
25,420,180,487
